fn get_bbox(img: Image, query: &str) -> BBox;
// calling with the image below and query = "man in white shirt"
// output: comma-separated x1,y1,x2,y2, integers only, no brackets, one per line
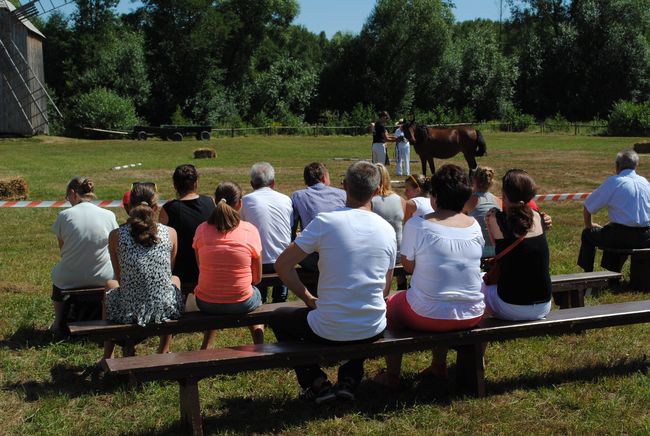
578,149,650,272
241,162,293,303
271,161,397,404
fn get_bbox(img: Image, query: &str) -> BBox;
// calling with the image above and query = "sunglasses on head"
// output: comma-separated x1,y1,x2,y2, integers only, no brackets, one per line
131,182,158,192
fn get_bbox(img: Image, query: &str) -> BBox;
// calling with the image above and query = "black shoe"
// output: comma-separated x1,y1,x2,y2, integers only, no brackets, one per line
335,378,356,401
299,381,337,404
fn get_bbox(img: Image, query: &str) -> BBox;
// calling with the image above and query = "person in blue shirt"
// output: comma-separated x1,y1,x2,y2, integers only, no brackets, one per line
578,149,650,272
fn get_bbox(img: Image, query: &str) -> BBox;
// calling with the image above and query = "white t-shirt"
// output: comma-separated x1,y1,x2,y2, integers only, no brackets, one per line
401,216,485,320
584,169,650,227
241,187,293,264
412,196,434,217
51,202,119,288
295,208,397,341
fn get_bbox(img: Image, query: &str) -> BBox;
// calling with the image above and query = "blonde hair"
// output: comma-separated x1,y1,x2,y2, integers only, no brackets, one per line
375,163,393,196
473,166,495,192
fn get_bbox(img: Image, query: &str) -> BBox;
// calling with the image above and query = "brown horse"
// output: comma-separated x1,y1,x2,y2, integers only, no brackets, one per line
401,121,486,176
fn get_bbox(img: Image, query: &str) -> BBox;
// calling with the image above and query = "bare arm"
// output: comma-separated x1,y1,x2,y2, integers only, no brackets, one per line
274,242,317,309
485,208,502,245
401,257,415,274
251,254,262,285
108,229,121,282
403,200,417,223
583,205,600,229
159,206,169,225
167,226,178,270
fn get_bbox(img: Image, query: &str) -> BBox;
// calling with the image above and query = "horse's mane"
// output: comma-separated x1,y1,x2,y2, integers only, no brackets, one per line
415,124,429,142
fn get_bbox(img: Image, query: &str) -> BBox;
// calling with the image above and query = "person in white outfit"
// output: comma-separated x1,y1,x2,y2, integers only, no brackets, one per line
394,119,410,176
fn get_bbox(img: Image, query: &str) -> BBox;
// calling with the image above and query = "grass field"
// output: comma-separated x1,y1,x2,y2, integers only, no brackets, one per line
1,132,650,434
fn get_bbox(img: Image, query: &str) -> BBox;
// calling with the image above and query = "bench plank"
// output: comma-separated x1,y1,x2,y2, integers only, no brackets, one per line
104,299,650,434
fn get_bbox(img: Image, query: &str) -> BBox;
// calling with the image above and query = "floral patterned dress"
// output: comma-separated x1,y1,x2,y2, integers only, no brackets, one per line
105,224,184,326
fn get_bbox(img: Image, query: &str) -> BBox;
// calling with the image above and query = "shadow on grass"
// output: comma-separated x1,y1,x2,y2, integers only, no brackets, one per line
125,357,648,435
0,326,62,350
4,363,127,402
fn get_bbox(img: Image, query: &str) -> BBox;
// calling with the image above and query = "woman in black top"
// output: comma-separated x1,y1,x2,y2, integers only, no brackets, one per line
159,164,214,294
484,169,552,320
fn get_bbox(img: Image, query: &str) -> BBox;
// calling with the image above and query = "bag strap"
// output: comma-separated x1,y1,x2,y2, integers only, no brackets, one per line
493,234,526,261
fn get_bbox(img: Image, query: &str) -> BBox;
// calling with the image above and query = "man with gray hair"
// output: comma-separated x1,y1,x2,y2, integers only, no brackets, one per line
241,162,293,303
271,161,397,404
578,149,650,272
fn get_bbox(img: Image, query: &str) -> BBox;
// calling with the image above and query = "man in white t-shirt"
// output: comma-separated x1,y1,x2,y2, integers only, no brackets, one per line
578,149,650,272
272,161,397,404
241,162,293,303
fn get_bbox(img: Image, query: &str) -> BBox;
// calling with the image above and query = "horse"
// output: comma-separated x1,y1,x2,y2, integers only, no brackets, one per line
400,121,487,176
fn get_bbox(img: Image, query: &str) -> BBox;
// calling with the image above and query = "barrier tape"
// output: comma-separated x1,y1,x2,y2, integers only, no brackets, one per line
0,194,591,208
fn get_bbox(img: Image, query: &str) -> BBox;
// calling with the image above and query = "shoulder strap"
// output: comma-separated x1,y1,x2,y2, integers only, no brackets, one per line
493,234,526,261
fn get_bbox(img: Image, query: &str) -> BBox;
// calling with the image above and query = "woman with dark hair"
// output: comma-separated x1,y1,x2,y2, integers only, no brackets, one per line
159,164,214,293
193,182,264,349
403,173,434,222
375,164,485,388
484,169,552,320
102,184,184,360
50,177,118,335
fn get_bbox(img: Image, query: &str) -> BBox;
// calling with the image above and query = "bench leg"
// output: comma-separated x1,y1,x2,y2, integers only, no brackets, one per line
179,378,202,436
455,343,486,397
630,255,650,292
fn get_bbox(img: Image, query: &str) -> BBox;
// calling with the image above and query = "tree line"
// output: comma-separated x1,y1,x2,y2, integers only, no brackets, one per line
30,0,650,134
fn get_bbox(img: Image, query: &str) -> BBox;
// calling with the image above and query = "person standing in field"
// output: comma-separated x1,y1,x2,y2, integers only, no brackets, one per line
394,119,411,176
372,111,396,165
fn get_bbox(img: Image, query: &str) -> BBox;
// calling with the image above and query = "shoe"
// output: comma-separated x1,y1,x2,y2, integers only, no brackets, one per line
335,378,356,400
299,381,336,404
372,370,400,390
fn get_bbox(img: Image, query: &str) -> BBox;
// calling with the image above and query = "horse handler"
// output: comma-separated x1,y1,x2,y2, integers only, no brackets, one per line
394,119,410,176
372,111,396,165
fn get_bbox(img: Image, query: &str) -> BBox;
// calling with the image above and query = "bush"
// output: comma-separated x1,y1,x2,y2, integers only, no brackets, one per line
544,113,571,133
608,100,650,136
498,101,535,132
67,88,139,131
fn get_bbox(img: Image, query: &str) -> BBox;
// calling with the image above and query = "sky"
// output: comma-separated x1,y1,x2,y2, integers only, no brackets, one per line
113,0,510,38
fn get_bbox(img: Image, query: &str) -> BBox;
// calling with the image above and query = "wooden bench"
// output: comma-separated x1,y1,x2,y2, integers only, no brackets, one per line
68,271,622,351
104,299,650,435
598,248,650,291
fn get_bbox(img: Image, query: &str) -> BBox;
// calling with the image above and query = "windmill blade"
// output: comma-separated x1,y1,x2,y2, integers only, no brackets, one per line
12,0,75,20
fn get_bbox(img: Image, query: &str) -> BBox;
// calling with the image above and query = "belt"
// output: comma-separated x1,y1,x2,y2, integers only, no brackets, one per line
610,223,650,231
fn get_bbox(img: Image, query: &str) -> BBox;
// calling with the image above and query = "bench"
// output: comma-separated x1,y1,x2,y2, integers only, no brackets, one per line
104,299,650,435
598,248,650,291
68,271,622,351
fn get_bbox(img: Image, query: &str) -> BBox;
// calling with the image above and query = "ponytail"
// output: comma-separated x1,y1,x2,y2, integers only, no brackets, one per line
208,182,242,233
502,169,537,237
67,176,96,201
127,185,159,247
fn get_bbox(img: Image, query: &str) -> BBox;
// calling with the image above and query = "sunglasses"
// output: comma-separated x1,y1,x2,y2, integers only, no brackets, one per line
131,182,158,192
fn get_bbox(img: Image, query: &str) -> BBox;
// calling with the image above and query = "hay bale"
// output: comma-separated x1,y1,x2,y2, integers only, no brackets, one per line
633,142,650,154
0,177,29,200
194,148,217,159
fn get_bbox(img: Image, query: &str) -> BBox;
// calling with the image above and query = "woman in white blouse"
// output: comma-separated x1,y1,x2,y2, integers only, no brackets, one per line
375,164,485,389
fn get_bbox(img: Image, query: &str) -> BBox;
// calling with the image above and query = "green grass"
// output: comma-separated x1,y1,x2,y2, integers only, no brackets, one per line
1,133,649,434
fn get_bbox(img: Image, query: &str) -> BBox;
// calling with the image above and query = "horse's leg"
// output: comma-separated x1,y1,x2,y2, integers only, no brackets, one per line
464,151,478,179
428,157,435,176
421,156,427,176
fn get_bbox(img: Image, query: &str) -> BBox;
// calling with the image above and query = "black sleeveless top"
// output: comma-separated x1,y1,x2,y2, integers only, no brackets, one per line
494,211,552,305
162,195,214,284
373,121,387,143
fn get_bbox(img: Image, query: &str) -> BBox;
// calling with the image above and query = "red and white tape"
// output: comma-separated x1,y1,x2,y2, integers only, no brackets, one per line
0,194,592,208
0,200,168,208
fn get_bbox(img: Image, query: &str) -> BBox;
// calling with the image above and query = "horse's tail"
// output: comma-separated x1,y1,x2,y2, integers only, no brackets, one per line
475,129,487,156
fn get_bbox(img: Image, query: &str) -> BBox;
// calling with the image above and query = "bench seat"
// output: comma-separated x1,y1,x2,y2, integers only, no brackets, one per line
105,299,650,435
598,248,650,291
